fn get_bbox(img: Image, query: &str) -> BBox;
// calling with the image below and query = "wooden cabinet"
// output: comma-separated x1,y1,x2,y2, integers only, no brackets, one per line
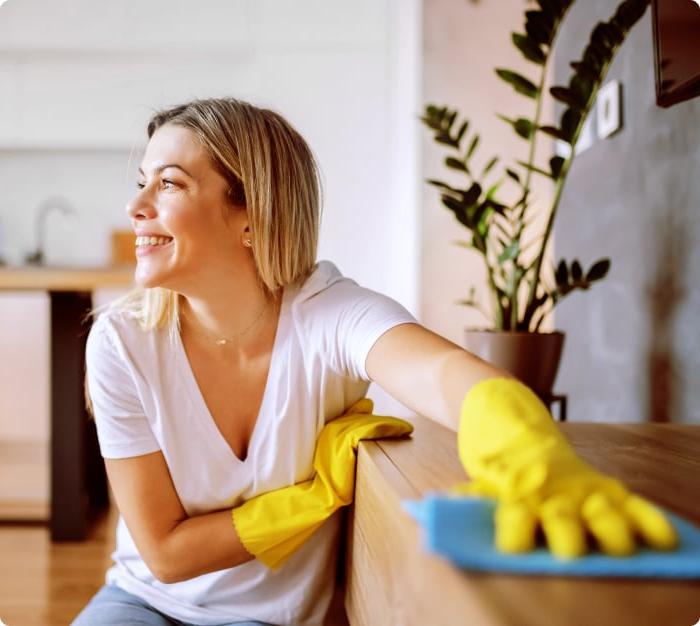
345,416,700,626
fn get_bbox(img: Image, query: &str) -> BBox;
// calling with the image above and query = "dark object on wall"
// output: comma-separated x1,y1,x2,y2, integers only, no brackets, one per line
652,0,700,107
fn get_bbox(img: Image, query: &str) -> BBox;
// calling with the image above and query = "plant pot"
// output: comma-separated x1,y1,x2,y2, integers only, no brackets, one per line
463,330,565,397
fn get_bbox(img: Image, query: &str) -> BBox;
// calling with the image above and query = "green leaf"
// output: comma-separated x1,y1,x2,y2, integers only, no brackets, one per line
571,260,583,282
527,9,554,31
570,60,600,82
570,74,594,107
586,258,611,282
614,0,650,28
498,115,535,140
495,68,539,99
555,260,568,286
591,22,616,50
549,156,565,179
453,239,475,249
537,0,560,16
485,199,508,215
550,86,586,111
515,118,535,140
512,32,545,64
441,196,472,230
466,134,480,160
560,108,582,142
482,156,499,177
426,179,460,194
435,133,459,148
516,160,553,179
484,180,502,200
472,231,487,253
474,204,491,239
525,18,551,47
539,125,570,142
505,168,521,184
497,241,521,264
463,182,482,207
455,120,469,145
582,46,605,73
445,156,468,172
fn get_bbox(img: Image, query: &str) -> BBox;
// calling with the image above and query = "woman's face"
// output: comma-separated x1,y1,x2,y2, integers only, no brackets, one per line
127,123,246,291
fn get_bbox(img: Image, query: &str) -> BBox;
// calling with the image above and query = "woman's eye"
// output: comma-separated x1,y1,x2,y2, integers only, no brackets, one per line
135,179,178,190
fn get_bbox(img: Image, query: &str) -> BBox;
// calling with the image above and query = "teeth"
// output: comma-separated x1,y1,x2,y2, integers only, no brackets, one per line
135,236,172,247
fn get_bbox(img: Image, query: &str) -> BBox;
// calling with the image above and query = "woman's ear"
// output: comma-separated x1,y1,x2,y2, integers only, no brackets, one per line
242,225,252,248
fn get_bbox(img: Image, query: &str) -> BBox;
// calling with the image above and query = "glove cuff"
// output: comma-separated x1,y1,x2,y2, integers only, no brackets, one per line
457,377,566,483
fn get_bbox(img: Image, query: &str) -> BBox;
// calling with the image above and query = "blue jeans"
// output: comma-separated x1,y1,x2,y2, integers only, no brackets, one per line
71,584,276,626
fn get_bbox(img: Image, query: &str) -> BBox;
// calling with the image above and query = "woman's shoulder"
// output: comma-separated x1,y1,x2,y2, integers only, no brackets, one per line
294,259,360,303
90,305,142,338
86,304,154,363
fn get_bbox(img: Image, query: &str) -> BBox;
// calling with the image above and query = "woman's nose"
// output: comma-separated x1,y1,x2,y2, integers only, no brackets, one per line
126,189,156,220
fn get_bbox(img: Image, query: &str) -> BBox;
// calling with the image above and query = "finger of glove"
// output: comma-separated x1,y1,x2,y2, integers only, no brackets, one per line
624,494,678,550
540,495,587,559
582,491,635,556
494,500,538,553
449,479,499,498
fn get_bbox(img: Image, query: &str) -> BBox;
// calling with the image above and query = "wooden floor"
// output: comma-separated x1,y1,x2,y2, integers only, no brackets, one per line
0,505,117,625
0,501,349,626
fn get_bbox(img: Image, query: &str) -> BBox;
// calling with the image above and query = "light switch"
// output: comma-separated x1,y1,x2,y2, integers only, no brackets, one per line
596,79,622,139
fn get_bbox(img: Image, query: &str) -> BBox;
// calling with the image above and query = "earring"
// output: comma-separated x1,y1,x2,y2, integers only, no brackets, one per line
243,239,252,247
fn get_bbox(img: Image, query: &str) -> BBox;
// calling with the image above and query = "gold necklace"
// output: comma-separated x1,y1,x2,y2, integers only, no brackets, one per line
182,300,271,346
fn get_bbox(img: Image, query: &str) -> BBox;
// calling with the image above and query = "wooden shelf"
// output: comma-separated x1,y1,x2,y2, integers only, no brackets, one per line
0,266,135,292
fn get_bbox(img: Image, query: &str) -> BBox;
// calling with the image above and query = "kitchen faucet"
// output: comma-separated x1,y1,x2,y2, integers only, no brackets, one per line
24,196,78,266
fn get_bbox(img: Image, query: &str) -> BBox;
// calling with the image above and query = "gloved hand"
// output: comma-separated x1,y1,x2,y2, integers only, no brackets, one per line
452,377,678,559
231,398,413,570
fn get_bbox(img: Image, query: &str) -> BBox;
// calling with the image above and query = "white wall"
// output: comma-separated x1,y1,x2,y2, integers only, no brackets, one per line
0,0,421,510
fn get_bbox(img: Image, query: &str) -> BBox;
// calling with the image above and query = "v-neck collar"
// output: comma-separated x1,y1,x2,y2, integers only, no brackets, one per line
175,286,289,465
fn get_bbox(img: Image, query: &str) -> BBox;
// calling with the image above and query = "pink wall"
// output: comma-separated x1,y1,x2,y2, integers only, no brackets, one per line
420,0,555,343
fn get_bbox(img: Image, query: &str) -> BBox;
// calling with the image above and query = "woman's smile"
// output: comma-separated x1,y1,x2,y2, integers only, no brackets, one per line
134,235,175,257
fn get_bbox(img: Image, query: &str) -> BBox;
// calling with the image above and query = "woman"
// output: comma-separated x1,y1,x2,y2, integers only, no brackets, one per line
75,98,675,626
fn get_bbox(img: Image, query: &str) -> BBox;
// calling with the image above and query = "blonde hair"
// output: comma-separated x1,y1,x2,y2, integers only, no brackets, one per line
84,97,323,415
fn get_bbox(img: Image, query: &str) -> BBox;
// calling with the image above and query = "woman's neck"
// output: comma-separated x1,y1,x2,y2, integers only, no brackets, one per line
178,282,283,360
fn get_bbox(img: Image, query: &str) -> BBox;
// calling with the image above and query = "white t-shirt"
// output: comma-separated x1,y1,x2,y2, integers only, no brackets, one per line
85,260,417,626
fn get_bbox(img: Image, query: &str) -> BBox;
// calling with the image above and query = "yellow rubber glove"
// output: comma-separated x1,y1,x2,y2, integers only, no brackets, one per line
231,398,413,570
453,378,678,559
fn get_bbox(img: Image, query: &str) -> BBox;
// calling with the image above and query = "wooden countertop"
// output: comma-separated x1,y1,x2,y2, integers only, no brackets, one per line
0,265,135,291
345,417,700,626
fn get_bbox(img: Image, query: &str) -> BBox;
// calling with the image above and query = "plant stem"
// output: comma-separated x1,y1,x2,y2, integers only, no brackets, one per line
517,65,548,228
509,56,548,330
483,248,505,329
523,54,617,327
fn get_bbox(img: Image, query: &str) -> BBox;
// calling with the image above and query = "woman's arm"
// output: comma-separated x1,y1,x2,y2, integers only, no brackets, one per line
365,322,511,430
105,452,254,584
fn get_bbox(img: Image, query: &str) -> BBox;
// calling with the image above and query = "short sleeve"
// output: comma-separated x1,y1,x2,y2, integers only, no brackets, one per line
85,317,161,459
296,262,418,381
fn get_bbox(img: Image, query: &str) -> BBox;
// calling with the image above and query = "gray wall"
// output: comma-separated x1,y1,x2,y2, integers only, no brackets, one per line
554,1,700,423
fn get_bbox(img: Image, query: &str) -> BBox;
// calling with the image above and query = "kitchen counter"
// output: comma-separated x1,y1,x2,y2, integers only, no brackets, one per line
345,416,700,626
0,265,134,291
0,264,134,539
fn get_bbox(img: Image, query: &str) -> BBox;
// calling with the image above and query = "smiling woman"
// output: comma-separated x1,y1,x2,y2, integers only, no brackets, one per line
76,96,678,626
76,97,440,626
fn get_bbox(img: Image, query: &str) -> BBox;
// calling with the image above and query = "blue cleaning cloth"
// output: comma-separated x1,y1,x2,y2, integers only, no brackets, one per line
402,495,700,579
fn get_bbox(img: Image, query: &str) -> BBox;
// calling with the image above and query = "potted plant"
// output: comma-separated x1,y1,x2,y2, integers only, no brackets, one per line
422,0,650,400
